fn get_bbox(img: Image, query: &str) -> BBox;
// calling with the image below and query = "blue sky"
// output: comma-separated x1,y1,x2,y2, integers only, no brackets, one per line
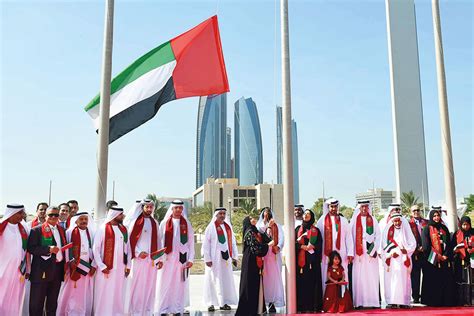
1,0,472,214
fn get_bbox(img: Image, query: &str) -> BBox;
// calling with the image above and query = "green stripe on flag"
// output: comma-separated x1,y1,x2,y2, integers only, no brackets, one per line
85,41,175,112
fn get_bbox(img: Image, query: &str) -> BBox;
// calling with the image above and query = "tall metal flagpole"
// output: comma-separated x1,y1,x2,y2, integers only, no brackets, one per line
431,0,457,232
95,0,114,221
281,0,296,313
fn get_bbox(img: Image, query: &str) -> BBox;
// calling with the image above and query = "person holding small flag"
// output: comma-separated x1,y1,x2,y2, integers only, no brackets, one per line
202,207,239,312
93,206,131,315
0,203,29,315
350,200,381,308
381,210,416,308
27,205,67,315
453,216,474,306
322,250,353,313
155,200,195,315
125,199,164,315
57,211,96,315
421,207,456,306
408,204,428,303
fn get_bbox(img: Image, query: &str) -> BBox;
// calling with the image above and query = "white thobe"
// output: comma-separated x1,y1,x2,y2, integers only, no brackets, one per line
351,216,381,307
93,224,131,316
259,223,285,307
316,214,354,292
155,218,195,314
383,228,416,305
128,218,160,316
202,222,238,307
0,223,26,315
57,228,95,316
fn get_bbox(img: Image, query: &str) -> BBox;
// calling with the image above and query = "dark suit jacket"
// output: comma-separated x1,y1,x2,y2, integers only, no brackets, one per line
27,225,66,283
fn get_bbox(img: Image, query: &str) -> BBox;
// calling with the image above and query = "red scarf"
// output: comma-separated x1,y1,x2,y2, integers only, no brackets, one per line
255,232,264,273
130,215,158,259
31,217,41,228
0,221,28,250
103,223,128,270
164,216,188,254
70,227,92,281
270,222,279,254
429,225,447,256
215,221,233,258
409,217,427,246
297,225,318,272
456,230,467,260
355,214,373,256
324,213,341,257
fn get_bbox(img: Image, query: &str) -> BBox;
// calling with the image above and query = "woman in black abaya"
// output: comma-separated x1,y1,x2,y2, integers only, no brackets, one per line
453,216,474,306
236,216,271,315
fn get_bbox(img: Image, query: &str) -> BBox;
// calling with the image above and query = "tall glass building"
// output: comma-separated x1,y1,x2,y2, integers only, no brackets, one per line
234,97,263,185
276,106,300,203
196,94,228,188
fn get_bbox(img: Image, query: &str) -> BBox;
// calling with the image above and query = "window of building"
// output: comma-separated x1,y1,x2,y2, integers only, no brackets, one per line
248,189,256,197
233,190,238,197
239,190,247,197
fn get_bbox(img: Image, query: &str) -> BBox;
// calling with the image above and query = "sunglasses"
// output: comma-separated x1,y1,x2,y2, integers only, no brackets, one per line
47,213,60,218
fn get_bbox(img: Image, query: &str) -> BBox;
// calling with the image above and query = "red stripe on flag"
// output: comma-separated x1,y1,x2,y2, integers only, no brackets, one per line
170,15,229,98
61,242,73,251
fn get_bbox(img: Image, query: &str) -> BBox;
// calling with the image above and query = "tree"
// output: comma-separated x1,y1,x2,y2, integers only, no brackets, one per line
400,191,424,217
189,202,213,234
145,193,167,222
462,194,474,217
372,207,384,222
340,205,354,220
311,198,324,221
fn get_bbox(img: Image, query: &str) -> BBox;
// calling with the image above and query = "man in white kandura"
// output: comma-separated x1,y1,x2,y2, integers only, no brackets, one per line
316,198,354,291
202,207,239,312
126,199,163,316
93,206,131,315
382,209,416,308
350,200,381,308
0,204,28,315
57,211,96,315
256,207,285,312
155,200,195,315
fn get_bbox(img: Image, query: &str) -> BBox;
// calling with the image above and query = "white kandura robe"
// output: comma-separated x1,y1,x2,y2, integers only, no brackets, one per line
258,222,285,307
57,228,95,316
383,227,416,305
350,216,381,307
202,222,238,307
316,214,354,292
0,223,27,315
93,224,131,316
127,218,160,316
155,218,195,315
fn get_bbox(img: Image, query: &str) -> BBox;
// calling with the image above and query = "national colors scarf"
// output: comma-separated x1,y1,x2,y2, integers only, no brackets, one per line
297,225,318,273
103,223,128,270
41,222,66,247
31,217,41,228
70,227,92,281
255,232,264,274
409,217,426,246
130,215,158,259
266,222,279,254
429,225,447,256
215,221,233,258
355,213,374,257
454,230,474,264
386,225,410,268
324,213,341,257
164,216,188,254
0,221,28,275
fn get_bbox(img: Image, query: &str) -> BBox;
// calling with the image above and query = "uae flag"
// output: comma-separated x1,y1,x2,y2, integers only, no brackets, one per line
85,15,229,143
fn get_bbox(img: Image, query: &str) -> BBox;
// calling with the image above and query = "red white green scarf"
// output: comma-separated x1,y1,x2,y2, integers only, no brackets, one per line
355,213,374,256
103,223,128,270
324,213,341,257
164,216,188,254
0,221,28,275
130,215,158,259
70,227,92,281
215,221,233,258
41,222,66,247
31,217,41,228
297,225,318,273
429,225,447,256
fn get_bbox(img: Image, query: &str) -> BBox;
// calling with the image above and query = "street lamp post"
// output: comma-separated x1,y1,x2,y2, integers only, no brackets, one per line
228,197,232,224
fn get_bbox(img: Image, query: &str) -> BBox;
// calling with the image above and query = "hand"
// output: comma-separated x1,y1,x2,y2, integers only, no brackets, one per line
306,244,314,251
273,245,281,253
185,261,193,269
25,273,30,280
268,240,275,247
125,268,130,277
347,256,354,264
441,255,448,262
206,261,213,267
89,267,96,276
139,252,148,259
385,258,391,266
102,268,110,274
301,245,307,251
232,259,238,267
269,219,275,226
50,246,59,254
418,246,424,252
469,248,474,254
392,253,399,258
157,262,163,270
401,249,408,255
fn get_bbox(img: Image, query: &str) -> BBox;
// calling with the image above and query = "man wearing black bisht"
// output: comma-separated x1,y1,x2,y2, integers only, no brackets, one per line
295,209,323,312
408,205,428,303
236,216,271,315
421,207,456,306
453,216,474,306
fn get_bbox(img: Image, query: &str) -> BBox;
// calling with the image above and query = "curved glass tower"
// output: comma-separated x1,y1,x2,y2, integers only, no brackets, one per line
196,94,227,188
234,97,263,185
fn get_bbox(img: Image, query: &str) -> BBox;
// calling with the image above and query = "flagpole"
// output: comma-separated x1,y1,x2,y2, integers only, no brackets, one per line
95,0,114,221
431,0,457,232
281,0,296,313
48,180,52,205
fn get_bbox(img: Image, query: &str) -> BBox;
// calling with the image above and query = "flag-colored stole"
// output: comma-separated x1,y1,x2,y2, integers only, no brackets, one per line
70,227,92,281
324,213,341,257
104,223,128,270
41,222,54,246
454,231,474,266
429,225,447,257
384,225,398,267
297,225,318,273
271,223,279,254
355,213,374,257
409,218,422,245
151,247,167,260
215,221,233,258
18,223,28,276
130,215,158,259
255,232,264,275
31,217,40,228
164,216,188,254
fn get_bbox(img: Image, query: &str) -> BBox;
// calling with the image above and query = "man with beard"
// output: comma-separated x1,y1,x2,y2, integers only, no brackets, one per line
57,212,96,315
93,206,131,315
294,204,304,228
67,200,79,218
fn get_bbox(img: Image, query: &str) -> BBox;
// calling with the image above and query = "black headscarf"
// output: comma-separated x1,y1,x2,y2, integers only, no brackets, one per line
428,209,449,233
242,216,257,236
460,216,473,238
302,209,315,230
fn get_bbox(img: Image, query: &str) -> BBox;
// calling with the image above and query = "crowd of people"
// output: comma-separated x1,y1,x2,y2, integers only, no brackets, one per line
0,198,472,315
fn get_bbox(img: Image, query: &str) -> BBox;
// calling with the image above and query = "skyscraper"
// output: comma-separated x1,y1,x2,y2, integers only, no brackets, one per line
225,127,232,178
196,94,228,188
276,105,300,203
234,97,263,185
